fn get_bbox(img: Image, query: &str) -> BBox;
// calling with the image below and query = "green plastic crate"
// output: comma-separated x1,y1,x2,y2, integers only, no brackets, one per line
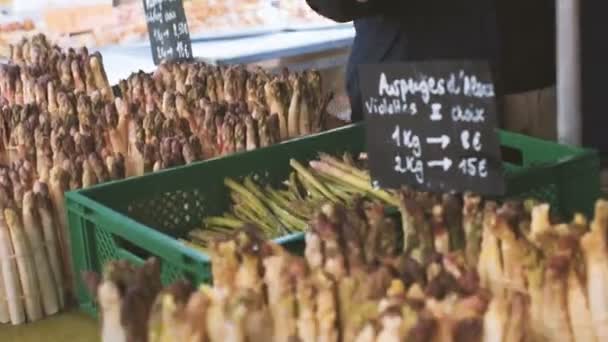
66,123,600,315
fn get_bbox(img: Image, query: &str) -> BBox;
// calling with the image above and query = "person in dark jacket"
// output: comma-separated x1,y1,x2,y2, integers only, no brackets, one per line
305,0,499,122
306,1,556,141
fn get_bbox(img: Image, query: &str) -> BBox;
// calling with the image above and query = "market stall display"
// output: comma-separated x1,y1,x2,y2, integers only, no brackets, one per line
0,18,38,58
66,121,600,318
50,0,281,48
19,0,349,50
85,196,608,341
0,34,335,324
278,0,350,30
0,2,597,341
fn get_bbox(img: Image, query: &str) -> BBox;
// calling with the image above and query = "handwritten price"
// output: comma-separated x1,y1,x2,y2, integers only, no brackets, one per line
176,41,191,59
173,22,189,37
460,130,482,151
458,157,487,178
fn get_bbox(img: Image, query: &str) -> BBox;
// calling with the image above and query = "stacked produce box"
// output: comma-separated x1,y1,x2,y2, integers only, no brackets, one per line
0,0,343,51
0,34,334,324
86,194,608,341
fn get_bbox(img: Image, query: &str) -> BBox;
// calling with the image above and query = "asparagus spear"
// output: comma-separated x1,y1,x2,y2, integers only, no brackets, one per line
443,194,464,252
503,292,528,342
225,177,285,233
5,207,43,322
242,177,307,232
213,67,225,101
294,263,317,342
494,207,528,292
304,229,324,270
0,202,24,324
312,212,346,279
49,165,72,296
287,75,302,138
71,59,86,93
481,297,509,342
462,193,483,268
290,159,340,203
542,256,576,342
318,152,370,181
220,116,235,155
256,114,271,149
234,118,246,153
0,261,9,323
314,270,339,342
264,78,289,141
98,281,128,342
22,190,59,316
203,216,245,230
377,282,407,342
295,169,326,199
210,238,240,291
204,286,228,342
477,202,504,297
89,52,114,101
309,160,398,206
399,189,433,261
232,203,275,236
234,228,265,296
82,158,97,188
180,290,210,342
264,253,298,342
244,115,258,151
581,200,608,340
267,113,282,145
431,204,450,255
568,264,597,342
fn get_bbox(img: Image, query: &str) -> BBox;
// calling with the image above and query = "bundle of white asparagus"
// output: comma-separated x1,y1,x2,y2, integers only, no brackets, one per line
0,34,336,321
116,63,332,172
1,34,334,173
1,35,334,175
397,192,608,342
89,211,490,342
0,175,66,324
89,195,608,342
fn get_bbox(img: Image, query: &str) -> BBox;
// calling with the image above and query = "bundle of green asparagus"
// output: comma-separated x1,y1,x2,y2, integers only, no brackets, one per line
187,153,398,250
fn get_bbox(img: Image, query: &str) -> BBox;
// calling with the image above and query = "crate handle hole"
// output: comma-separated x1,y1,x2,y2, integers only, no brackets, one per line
114,235,154,262
182,255,196,265
501,145,524,166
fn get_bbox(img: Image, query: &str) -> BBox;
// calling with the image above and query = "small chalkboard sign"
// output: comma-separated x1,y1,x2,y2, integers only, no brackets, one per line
143,0,193,65
359,61,505,195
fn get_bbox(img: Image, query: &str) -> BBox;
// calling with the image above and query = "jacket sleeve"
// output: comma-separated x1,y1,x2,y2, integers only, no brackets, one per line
305,0,379,23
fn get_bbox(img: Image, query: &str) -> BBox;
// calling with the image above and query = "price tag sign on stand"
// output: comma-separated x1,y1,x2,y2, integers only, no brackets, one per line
359,61,505,195
143,0,193,65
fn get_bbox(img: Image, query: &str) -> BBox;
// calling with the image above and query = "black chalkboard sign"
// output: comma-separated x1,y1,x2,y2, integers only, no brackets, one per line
143,0,193,65
359,61,505,195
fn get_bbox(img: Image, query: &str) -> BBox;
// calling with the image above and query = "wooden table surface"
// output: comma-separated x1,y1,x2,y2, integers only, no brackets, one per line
0,310,98,342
